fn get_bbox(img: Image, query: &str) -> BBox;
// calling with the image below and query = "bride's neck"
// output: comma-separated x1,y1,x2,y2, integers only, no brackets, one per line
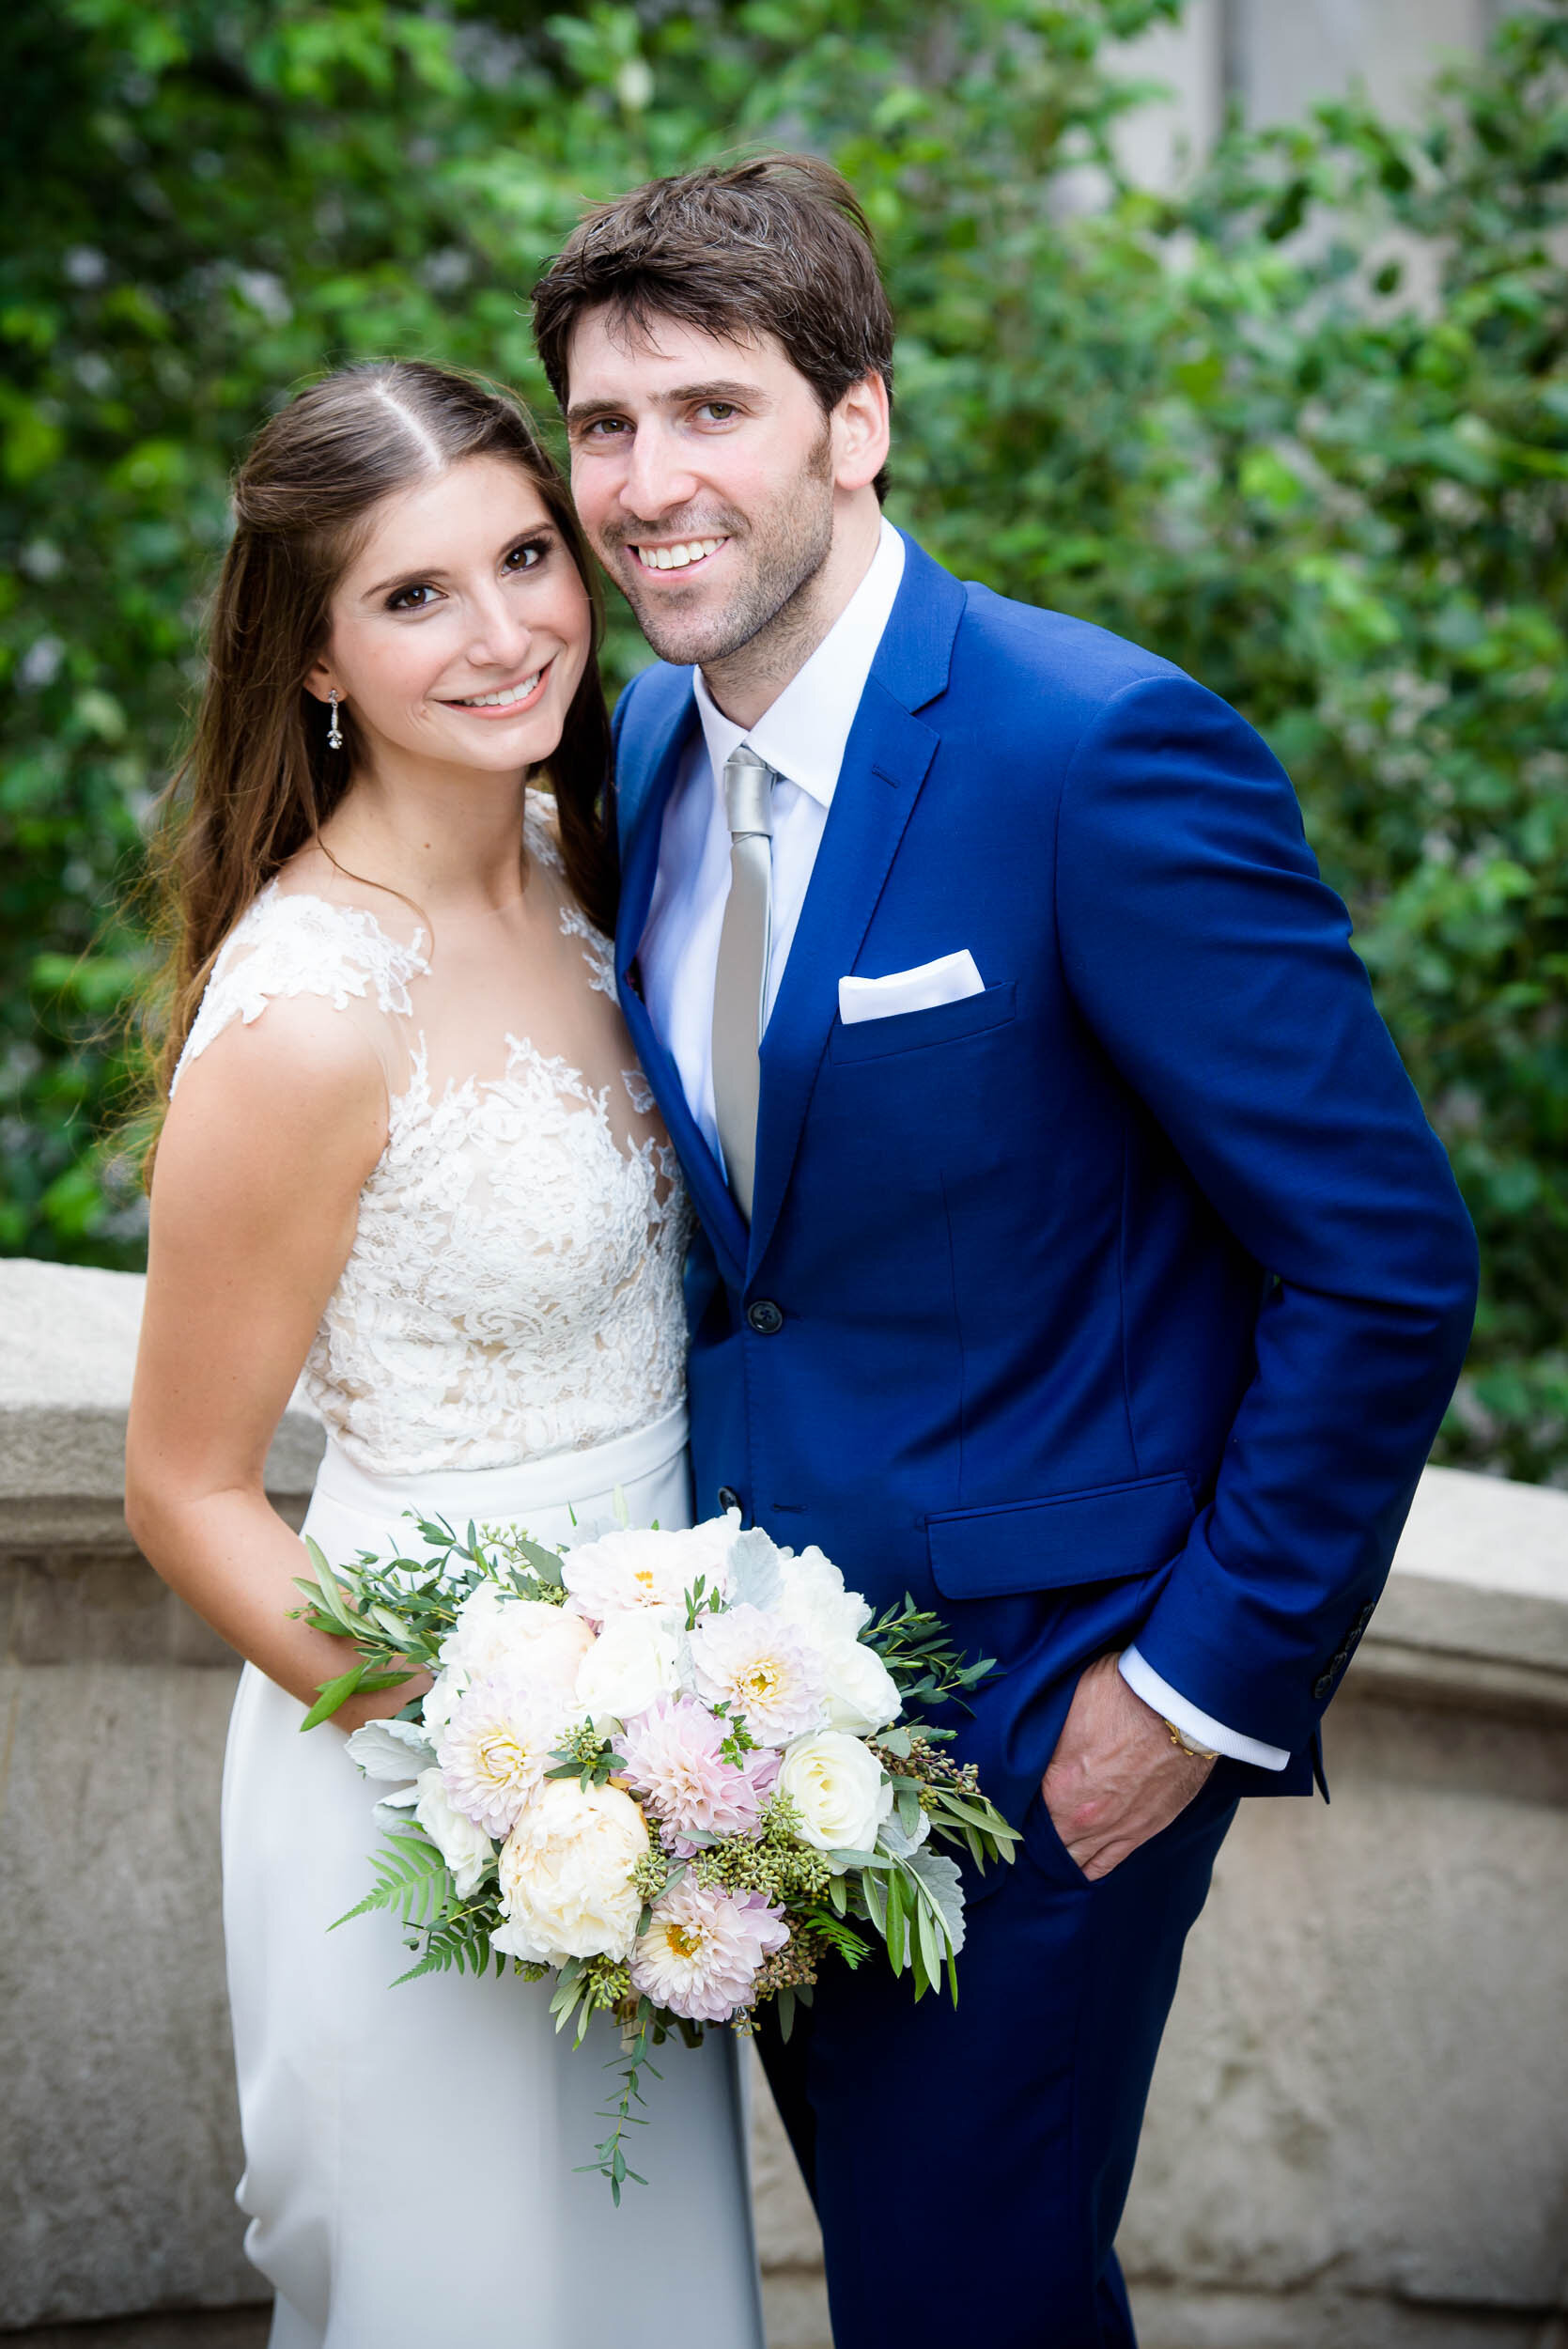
315,757,534,916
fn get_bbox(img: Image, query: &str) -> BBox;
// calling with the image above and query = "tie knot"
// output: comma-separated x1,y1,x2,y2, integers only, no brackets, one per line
722,744,773,839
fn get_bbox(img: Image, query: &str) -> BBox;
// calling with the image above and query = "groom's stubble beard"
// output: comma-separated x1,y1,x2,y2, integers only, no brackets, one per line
601,421,837,694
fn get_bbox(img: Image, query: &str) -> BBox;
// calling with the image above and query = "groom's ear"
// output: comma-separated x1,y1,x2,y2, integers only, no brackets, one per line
831,372,892,496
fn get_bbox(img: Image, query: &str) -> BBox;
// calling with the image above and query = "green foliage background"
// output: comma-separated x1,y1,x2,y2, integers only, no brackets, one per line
3,0,1565,1479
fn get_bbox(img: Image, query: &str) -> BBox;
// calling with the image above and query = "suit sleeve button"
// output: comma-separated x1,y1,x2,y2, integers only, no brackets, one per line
717,1486,741,1514
746,1299,784,1335
1313,1672,1335,1699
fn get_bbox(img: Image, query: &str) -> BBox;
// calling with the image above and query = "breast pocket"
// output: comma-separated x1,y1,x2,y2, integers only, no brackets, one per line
828,981,1017,1064
926,1472,1196,1599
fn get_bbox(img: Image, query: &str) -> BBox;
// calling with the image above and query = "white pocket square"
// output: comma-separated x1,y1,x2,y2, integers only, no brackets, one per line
838,949,985,1026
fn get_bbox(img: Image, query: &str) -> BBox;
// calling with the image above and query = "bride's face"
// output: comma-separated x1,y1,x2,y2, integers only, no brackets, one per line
308,454,591,780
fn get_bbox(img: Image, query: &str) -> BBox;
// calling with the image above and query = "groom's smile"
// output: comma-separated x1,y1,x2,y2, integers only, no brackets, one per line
629,536,731,573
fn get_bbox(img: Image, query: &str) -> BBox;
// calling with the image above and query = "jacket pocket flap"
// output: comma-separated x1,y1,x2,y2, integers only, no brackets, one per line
927,1474,1194,1599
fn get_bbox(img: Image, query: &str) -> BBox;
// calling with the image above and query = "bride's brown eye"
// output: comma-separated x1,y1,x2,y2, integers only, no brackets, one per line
505,540,547,571
388,583,437,611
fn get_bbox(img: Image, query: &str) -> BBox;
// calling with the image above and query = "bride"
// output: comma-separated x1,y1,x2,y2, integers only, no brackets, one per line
125,361,765,2347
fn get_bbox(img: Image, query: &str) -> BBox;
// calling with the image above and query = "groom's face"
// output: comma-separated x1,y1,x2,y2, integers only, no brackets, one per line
564,309,840,670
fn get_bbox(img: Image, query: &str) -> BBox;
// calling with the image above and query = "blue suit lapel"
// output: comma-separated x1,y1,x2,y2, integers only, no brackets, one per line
613,665,751,1285
746,537,965,1269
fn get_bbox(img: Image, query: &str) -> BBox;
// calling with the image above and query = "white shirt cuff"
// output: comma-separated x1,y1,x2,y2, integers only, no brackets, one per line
1119,1646,1291,1771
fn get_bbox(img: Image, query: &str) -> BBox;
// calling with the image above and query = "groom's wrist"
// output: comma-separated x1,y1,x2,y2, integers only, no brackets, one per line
1119,1646,1290,1771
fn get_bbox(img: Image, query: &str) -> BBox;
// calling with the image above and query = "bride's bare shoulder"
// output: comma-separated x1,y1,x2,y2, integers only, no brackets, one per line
270,844,428,956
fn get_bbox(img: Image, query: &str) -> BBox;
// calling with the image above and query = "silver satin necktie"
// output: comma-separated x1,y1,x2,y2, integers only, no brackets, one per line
711,744,774,1221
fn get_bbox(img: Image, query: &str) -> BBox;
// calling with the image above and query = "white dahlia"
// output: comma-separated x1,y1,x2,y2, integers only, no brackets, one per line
687,1603,826,1745
435,1664,577,1838
561,1516,737,1626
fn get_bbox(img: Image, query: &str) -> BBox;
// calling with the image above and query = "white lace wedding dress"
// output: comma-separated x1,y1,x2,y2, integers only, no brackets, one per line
176,801,765,2348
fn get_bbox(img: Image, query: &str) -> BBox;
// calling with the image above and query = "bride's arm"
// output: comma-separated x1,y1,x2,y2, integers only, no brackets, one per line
126,999,423,1732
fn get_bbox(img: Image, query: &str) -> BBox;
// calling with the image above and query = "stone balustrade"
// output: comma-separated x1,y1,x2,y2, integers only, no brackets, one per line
1,1259,1564,2347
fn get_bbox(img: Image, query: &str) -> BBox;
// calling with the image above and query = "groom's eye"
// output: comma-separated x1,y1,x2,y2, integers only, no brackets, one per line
698,402,737,422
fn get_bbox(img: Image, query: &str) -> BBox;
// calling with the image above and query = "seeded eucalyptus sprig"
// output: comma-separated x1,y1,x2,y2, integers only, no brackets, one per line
871,1725,1022,1874
546,1723,629,1790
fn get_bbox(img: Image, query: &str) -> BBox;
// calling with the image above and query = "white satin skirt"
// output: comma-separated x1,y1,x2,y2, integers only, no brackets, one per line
221,1408,766,2349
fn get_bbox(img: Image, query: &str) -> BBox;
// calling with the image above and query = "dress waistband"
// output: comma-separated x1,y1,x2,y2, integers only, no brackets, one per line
311,1405,690,1526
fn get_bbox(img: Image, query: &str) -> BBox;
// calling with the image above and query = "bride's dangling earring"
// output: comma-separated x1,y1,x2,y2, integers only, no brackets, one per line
327,690,343,751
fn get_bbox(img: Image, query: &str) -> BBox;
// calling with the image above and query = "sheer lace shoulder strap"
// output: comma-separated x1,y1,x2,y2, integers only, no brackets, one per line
524,788,566,874
526,788,618,1001
171,885,428,1093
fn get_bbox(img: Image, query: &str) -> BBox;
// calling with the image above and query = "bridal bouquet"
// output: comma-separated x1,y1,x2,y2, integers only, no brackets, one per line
292,1509,1017,2199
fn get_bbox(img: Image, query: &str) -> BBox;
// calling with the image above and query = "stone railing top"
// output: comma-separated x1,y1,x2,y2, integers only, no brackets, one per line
2,1259,1563,1712
0,1258,323,1537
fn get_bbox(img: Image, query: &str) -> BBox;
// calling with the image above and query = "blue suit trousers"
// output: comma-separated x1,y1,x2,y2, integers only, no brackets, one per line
759,1769,1239,2348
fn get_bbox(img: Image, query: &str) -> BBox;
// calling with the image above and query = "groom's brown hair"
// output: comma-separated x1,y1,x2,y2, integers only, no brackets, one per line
531,154,894,499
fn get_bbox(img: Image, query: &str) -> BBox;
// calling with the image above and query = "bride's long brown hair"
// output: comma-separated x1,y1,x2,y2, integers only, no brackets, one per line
143,359,617,1120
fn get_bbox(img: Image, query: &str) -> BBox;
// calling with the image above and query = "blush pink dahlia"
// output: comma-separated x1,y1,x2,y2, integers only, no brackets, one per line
629,1879,789,2023
617,1696,774,1853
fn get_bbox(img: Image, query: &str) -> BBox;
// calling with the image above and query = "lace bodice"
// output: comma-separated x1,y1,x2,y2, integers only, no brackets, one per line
172,801,692,1476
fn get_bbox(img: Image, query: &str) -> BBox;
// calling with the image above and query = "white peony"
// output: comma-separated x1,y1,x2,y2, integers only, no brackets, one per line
776,1731,893,1865
424,1584,595,1731
818,1637,903,1736
411,1767,494,1898
492,1780,648,1967
687,1603,826,1745
561,1527,708,1625
574,1612,681,1735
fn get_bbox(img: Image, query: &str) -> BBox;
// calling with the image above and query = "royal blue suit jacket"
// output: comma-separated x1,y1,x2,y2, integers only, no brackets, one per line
611,533,1478,1825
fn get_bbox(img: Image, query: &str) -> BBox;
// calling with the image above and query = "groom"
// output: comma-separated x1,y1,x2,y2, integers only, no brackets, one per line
532,157,1477,2345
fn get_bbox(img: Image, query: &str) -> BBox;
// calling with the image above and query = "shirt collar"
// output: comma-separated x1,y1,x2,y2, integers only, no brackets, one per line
693,517,907,811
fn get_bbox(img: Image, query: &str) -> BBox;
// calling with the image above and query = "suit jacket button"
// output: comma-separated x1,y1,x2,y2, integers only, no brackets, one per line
747,1299,784,1335
717,1486,741,1515
1313,1672,1335,1699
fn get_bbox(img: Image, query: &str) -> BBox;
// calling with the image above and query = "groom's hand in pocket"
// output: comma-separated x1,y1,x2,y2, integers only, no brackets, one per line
1041,1651,1215,1881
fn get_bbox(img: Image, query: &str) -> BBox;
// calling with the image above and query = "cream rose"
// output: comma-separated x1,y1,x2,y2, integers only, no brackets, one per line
776,1731,893,1865
775,1546,873,1646
574,1613,681,1735
412,1767,494,1899
818,1638,903,1737
492,1780,648,1967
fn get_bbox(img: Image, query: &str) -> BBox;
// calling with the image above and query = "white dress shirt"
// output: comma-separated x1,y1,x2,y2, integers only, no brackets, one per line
636,515,1286,1773
640,518,908,1156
